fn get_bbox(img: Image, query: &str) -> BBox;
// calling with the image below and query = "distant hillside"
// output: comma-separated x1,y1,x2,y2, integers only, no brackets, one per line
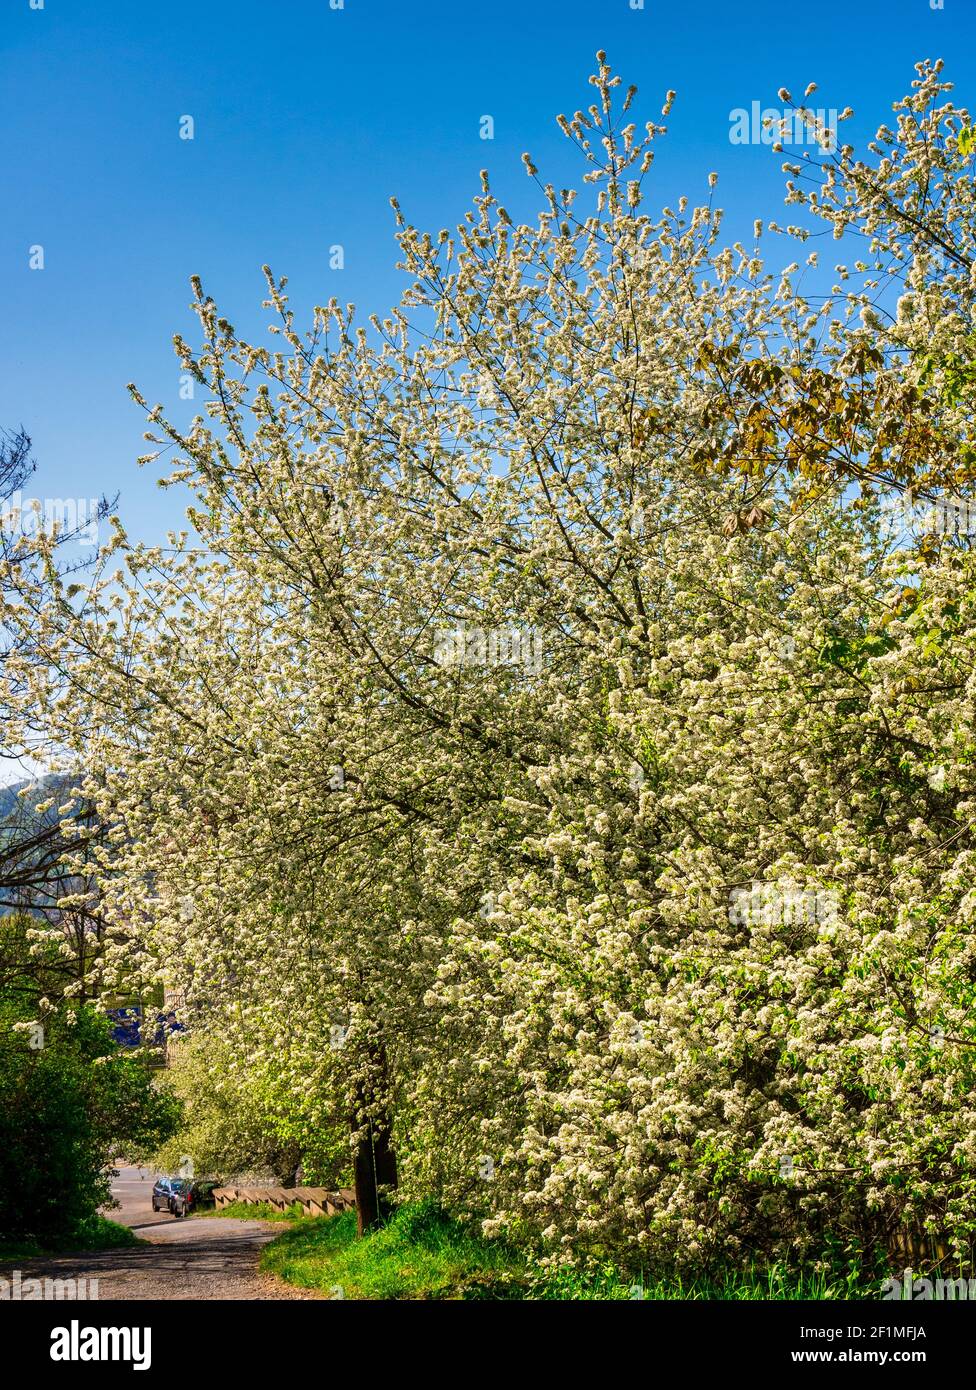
0,773,69,824
0,772,86,918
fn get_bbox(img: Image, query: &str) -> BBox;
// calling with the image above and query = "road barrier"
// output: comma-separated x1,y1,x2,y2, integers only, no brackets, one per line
212,1185,356,1217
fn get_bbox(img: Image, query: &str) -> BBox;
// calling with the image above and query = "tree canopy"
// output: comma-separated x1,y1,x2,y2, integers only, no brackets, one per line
6,55,976,1268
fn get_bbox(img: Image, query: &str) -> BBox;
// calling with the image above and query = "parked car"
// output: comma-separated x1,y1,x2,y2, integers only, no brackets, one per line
151,1177,179,1212
168,1178,220,1218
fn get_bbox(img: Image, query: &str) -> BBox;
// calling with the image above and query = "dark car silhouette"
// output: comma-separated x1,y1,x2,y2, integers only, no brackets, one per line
151,1176,179,1212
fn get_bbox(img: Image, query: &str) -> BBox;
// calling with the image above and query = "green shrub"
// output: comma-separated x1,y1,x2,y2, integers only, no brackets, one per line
0,1006,179,1248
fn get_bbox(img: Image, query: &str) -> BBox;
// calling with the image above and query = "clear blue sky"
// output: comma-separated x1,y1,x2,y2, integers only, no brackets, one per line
3,0,974,547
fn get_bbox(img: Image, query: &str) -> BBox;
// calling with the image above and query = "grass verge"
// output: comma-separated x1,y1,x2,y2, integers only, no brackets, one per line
258,1200,881,1300
0,1215,141,1259
210,1200,308,1222
260,1202,521,1299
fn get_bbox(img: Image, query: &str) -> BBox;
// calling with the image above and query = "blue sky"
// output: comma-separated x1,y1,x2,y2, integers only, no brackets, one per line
3,0,974,548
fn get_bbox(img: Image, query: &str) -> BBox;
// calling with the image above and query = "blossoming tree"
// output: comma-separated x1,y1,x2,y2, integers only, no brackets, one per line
9,55,976,1268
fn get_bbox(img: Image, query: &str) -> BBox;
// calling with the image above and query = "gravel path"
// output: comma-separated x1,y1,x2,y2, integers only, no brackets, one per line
1,1167,319,1301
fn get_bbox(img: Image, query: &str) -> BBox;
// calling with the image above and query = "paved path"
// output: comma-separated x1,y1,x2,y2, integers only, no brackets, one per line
109,1165,177,1231
0,1166,318,1301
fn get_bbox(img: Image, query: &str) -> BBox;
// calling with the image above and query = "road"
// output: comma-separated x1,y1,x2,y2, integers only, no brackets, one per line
110,1165,176,1230
0,1165,318,1300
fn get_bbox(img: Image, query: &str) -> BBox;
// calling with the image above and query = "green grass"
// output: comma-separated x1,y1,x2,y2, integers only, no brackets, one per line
538,1263,876,1301
211,1200,310,1222
260,1202,522,1299
0,1215,141,1259
259,1200,885,1300
0,1238,44,1259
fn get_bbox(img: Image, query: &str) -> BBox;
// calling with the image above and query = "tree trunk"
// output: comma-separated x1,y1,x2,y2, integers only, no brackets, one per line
353,1109,398,1236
